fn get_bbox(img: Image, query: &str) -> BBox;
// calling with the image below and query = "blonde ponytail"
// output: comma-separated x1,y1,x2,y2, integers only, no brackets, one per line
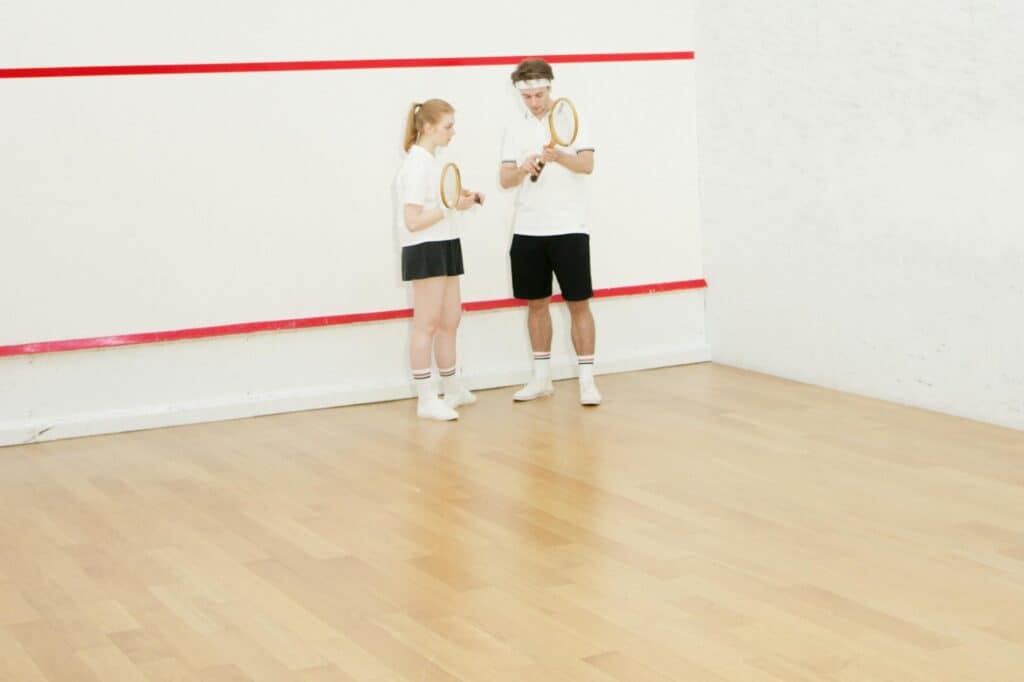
402,99,454,151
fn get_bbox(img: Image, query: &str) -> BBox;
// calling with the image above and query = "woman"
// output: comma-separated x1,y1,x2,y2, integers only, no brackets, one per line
394,99,483,420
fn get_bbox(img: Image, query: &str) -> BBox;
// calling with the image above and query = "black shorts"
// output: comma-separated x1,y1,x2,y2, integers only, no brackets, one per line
402,238,464,281
510,233,593,301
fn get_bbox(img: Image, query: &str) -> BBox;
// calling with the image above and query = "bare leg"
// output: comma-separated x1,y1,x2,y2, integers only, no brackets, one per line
566,299,595,357
410,277,446,371
434,276,462,369
527,297,553,353
435,276,475,407
513,297,556,401
567,299,601,405
410,277,458,420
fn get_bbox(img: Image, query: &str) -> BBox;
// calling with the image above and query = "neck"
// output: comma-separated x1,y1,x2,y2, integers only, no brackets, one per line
417,137,438,154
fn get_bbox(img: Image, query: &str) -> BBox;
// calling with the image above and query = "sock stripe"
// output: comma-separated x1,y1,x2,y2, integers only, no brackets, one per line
533,352,551,360
578,356,595,365
412,370,432,380
439,367,456,377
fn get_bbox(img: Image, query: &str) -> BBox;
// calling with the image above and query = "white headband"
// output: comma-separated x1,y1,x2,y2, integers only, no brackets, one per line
515,79,551,90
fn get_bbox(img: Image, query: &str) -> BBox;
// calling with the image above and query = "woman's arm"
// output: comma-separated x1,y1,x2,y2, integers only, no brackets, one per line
403,192,477,232
403,204,446,232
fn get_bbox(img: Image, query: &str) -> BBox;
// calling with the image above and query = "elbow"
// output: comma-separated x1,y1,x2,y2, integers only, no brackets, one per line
499,165,521,189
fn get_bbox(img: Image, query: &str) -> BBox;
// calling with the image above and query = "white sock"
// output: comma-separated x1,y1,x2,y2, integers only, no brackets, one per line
533,351,551,381
578,355,595,384
412,368,435,401
439,365,460,395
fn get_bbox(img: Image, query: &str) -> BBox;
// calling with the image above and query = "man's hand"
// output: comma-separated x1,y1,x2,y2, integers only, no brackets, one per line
520,154,543,176
540,147,564,165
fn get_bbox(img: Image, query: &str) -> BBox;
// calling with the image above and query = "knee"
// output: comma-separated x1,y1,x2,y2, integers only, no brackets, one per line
415,315,442,337
527,298,551,316
439,313,461,335
567,300,591,317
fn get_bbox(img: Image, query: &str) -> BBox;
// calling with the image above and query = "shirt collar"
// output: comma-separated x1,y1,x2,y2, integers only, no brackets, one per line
409,144,434,159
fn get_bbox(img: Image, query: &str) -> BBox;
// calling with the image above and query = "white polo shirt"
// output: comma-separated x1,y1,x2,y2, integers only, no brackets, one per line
501,110,594,237
393,144,458,247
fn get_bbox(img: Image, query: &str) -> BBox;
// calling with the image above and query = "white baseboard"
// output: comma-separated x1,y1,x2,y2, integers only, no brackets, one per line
0,344,709,447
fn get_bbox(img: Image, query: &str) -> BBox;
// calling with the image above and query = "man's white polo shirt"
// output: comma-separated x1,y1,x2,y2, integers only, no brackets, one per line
393,144,457,247
501,111,594,237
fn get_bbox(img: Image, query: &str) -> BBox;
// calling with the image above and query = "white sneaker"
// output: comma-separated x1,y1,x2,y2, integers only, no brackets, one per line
579,382,602,406
513,379,554,402
417,398,458,421
444,388,477,409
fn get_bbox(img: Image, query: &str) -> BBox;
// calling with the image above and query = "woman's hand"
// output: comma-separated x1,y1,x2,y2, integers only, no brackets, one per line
461,188,485,207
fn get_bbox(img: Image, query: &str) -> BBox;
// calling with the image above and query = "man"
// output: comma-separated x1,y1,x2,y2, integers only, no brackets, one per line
500,58,601,406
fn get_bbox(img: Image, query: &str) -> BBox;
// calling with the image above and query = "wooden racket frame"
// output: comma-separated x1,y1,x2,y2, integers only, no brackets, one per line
531,97,579,182
439,162,463,209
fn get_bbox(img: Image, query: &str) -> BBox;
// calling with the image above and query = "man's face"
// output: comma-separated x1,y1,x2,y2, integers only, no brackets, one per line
519,86,552,118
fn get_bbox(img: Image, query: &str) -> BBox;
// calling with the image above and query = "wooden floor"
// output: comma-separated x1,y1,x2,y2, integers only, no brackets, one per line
2,364,1023,681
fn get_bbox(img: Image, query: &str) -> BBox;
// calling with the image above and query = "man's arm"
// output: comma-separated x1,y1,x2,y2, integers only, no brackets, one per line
499,156,543,188
542,149,594,175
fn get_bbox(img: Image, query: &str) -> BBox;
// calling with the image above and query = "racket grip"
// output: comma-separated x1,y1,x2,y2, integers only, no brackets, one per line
529,161,546,183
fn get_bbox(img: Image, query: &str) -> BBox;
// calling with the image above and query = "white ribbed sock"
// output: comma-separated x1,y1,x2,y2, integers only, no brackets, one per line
532,351,551,380
412,368,434,401
578,355,595,384
439,365,460,395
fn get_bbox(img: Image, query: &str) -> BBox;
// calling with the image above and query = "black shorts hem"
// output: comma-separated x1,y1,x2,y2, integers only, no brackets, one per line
402,239,464,281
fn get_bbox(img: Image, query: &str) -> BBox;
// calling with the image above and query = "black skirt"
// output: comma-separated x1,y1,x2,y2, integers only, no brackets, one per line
401,238,464,281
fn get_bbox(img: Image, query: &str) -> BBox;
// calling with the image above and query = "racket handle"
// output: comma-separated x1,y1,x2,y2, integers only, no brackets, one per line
529,161,546,183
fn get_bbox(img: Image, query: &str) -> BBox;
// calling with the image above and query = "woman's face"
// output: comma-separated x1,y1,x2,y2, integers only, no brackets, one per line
423,113,455,147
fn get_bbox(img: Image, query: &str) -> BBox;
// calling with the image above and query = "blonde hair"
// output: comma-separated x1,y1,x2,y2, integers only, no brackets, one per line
403,98,454,152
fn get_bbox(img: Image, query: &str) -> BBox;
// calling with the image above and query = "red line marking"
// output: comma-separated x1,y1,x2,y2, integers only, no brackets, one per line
0,51,694,79
0,279,706,357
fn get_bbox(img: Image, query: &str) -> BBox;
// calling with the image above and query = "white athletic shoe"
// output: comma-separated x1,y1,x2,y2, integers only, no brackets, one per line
579,381,602,406
513,379,554,402
417,398,459,421
444,388,477,409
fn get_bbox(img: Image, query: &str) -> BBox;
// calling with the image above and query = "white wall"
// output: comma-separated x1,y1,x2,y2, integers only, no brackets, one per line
698,1,1024,430
0,2,705,445
1,2,692,65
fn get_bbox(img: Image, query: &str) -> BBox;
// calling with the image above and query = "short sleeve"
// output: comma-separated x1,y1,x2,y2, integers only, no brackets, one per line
398,159,428,206
500,124,520,165
573,117,595,154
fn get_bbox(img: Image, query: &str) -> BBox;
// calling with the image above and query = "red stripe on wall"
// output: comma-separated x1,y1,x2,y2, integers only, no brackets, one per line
0,279,707,357
0,51,694,79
